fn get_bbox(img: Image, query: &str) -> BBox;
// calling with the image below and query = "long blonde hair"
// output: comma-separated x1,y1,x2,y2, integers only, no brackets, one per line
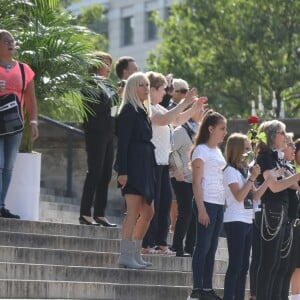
119,72,151,116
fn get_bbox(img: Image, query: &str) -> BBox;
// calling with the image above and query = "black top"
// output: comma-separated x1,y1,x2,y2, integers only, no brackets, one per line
81,76,118,133
284,161,300,219
256,150,289,206
114,103,156,203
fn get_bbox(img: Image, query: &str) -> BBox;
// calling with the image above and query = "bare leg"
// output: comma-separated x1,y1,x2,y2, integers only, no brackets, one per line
291,268,300,295
122,194,143,240
134,201,154,240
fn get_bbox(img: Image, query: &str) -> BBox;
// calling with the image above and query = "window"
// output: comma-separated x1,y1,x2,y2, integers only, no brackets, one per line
122,16,134,46
145,11,157,41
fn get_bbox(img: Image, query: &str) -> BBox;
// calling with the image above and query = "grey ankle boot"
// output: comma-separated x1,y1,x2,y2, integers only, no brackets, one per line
134,240,152,267
118,240,146,269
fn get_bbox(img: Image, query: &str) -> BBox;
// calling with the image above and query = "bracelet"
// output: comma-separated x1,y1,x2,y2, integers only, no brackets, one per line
30,120,38,125
248,178,255,182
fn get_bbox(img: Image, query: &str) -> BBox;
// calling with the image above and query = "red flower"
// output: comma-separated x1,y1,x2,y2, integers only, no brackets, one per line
247,115,259,125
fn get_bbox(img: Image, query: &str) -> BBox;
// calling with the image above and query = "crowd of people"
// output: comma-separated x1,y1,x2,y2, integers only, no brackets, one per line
1,34,299,300
74,52,300,300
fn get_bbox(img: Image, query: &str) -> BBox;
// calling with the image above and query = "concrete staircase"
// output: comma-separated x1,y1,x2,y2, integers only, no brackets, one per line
0,188,248,299
0,217,235,299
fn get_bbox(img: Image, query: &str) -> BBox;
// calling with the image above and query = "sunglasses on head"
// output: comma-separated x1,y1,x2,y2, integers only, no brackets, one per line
175,88,188,94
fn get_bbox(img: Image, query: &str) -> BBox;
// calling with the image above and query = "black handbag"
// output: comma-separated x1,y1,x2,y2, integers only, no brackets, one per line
0,63,25,136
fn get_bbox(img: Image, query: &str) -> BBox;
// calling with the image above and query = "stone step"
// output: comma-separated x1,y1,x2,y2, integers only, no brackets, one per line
0,218,121,239
0,231,120,252
0,246,194,272
0,262,193,286
39,200,123,225
0,279,192,300
40,193,78,205
0,245,228,274
0,218,228,249
0,262,243,290
0,230,228,262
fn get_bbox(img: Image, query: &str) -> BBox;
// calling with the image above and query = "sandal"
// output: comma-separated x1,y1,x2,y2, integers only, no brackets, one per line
156,246,176,256
141,247,162,255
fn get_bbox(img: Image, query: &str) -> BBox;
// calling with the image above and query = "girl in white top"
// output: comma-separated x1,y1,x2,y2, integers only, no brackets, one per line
222,133,273,300
188,109,227,300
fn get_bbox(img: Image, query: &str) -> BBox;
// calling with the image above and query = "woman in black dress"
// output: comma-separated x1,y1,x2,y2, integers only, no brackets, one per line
115,72,156,269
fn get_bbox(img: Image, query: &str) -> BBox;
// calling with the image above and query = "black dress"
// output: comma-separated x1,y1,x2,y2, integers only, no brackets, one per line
115,103,156,204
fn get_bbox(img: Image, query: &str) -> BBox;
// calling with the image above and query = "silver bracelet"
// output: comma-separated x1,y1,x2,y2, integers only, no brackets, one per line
30,120,38,125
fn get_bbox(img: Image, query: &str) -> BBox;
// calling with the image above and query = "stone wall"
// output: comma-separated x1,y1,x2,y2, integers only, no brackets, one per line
34,118,300,203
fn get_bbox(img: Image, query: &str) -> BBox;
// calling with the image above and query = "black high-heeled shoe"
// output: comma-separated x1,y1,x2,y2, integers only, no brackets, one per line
79,216,99,226
94,217,117,227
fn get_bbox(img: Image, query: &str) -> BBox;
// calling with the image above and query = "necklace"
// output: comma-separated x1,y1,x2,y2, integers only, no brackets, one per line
0,61,13,73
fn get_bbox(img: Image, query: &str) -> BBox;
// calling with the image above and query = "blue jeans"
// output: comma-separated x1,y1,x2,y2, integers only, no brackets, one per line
192,201,224,289
223,221,252,300
0,132,22,208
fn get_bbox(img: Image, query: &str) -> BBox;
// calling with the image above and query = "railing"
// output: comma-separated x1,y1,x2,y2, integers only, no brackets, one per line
38,114,84,197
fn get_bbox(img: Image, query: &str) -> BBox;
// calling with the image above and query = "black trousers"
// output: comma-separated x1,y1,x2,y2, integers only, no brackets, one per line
80,130,114,217
171,178,195,254
272,222,300,300
249,212,261,297
256,202,288,300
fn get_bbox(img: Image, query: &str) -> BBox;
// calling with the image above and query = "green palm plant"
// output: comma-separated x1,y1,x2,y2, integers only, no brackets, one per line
1,0,100,151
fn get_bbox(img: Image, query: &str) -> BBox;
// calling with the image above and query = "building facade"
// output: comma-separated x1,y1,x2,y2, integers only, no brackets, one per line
68,0,182,71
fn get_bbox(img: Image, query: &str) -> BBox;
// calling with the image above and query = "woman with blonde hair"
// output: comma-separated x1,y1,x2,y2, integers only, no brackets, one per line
114,72,155,269
142,71,203,255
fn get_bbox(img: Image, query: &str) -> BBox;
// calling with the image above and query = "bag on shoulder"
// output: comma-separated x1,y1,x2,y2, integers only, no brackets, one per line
0,62,25,136
169,150,184,171
0,93,24,136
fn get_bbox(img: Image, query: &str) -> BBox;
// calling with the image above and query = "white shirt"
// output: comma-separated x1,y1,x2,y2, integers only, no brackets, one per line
151,104,172,165
223,166,253,224
192,144,226,205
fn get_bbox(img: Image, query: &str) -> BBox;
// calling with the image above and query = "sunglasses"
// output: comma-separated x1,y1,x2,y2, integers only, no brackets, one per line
175,88,188,94
287,143,295,148
118,80,126,88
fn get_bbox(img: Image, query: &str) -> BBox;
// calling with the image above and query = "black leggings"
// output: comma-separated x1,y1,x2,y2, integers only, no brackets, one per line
171,178,196,254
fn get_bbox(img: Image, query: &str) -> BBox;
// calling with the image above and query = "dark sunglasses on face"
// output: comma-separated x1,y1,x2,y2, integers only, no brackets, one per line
175,88,188,94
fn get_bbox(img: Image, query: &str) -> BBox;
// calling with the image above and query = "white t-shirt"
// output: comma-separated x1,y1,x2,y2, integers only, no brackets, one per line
151,104,172,165
192,144,226,205
223,166,253,224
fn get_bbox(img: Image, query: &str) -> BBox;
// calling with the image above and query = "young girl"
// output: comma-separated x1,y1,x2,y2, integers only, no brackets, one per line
223,133,274,300
188,109,227,300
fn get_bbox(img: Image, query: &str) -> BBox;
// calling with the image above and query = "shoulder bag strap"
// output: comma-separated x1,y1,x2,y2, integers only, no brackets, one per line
182,123,194,141
18,62,26,101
